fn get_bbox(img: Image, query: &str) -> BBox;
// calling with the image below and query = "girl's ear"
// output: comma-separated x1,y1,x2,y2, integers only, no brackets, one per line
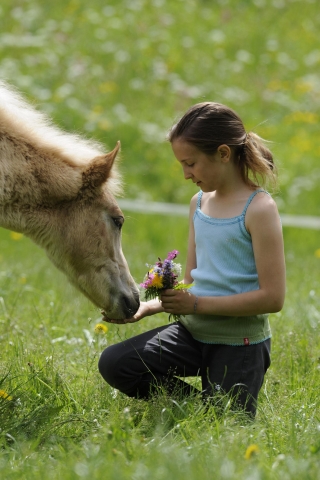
217,144,231,162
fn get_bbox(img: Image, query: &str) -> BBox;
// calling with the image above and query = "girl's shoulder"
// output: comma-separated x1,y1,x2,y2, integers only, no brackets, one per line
190,191,201,210
245,191,281,233
247,190,277,213
189,192,199,217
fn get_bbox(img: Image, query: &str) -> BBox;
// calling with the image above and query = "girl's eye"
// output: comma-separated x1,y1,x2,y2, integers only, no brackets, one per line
187,163,194,167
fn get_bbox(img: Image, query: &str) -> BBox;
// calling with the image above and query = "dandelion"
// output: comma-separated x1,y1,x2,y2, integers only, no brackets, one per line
10,231,23,241
0,389,13,401
244,444,260,460
315,249,320,258
94,323,108,334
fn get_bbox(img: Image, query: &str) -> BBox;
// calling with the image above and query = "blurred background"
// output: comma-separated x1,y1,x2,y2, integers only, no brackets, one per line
0,0,319,213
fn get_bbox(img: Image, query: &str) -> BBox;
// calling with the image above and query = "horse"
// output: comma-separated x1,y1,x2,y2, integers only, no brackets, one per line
0,81,140,321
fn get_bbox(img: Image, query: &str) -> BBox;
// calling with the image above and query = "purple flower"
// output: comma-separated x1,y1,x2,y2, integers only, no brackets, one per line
166,250,179,261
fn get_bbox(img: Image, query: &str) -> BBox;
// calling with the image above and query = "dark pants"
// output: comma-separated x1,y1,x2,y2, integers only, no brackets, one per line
98,322,271,416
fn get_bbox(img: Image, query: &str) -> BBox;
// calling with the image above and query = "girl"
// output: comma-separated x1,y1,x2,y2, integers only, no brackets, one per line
98,102,286,416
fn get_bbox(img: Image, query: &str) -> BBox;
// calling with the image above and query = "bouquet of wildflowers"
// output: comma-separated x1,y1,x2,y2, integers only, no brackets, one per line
140,250,192,321
140,250,182,300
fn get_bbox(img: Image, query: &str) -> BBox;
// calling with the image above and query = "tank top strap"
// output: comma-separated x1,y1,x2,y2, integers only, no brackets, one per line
242,189,269,216
196,190,203,209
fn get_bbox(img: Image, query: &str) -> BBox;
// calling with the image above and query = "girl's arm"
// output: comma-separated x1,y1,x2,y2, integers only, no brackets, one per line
182,194,198,284
161,194,286,317
104,298,164,324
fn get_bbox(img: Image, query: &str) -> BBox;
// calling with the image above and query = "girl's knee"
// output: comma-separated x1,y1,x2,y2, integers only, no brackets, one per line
98,344,121,387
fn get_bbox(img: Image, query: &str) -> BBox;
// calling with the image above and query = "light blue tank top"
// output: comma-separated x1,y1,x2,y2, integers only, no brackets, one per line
180,189,271,346
190,189,265,298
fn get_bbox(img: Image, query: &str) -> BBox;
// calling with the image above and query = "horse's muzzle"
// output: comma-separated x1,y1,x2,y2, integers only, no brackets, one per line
121,292,140,319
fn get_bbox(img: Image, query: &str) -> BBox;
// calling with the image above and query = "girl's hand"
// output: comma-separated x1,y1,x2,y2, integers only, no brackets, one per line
102,301,150,324
160,289,196,315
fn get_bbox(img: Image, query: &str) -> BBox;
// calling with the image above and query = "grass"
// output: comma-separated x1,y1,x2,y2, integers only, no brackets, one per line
1,0,320,478
0,223,320,479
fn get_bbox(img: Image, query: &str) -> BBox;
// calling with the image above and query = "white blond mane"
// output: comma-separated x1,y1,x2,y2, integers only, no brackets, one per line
0,81,122,195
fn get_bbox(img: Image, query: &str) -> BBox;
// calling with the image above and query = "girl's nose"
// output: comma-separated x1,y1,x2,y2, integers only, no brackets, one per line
183,168,192,180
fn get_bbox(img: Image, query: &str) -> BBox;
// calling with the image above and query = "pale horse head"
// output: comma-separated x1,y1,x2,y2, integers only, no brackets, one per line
38,142,140,320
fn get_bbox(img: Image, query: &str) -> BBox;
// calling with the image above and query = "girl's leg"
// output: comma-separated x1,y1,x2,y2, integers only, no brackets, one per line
98,322,202,399
200,339,271,416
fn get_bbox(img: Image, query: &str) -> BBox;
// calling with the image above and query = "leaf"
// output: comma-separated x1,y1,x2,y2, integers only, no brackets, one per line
173,283,194,291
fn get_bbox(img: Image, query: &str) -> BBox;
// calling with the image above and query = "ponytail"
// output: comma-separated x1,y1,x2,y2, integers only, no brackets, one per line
238,131,277,189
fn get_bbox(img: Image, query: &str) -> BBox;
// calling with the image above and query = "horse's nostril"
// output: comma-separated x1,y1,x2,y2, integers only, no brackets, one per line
121,295,140,318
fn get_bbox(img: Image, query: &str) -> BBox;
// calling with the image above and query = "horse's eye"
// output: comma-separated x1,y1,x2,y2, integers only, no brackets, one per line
112,216,124,230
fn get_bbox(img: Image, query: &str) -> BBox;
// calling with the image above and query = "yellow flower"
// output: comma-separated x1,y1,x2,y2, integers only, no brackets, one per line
315,249,320,258
285,111,318,125
94,323,108,334
98,119,112,131
244,444,260,460
289,134,312,153
99,82,118,93
0,389,13,401
295,80,313,94
150,273,163,289
10,231,23,241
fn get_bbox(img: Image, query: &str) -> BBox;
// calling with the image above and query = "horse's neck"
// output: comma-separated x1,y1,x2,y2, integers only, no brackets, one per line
0,133,82,236
0,202,55,249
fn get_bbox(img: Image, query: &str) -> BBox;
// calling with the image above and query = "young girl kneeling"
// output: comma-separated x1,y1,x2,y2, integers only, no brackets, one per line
98,102,286,417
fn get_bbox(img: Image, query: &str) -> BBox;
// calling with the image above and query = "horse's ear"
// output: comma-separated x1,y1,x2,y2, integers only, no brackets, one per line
83,141,120,189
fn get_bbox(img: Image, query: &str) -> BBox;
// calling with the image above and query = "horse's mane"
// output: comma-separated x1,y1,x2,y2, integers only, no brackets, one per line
0,81,122,195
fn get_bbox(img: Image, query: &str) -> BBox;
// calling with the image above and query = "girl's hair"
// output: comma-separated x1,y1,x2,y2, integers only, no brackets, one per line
168,102,276,189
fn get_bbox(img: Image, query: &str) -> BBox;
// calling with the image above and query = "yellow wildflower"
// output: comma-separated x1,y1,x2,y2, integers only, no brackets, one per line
244,444,260,460
315,249,320,259
0,389,13,401
98,119,112,131
295,80,313,94
94,323,108,334
285,111,318,125
99,82,118,93
10,231,23,241
150,273,163,289
289,134,312,153
92,105,103,114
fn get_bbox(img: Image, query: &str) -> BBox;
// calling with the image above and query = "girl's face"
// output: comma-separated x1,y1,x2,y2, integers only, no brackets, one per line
171,138,227,192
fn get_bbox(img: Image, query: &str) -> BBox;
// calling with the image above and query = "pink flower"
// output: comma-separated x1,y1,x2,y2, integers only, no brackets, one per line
166,250,179,260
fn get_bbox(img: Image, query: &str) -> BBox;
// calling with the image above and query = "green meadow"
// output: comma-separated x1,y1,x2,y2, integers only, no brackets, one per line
1,0,320,478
